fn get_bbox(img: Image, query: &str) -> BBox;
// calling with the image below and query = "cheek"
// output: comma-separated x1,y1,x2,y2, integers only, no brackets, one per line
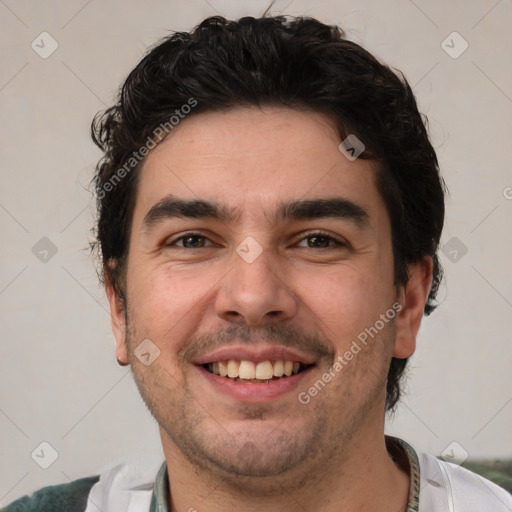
293,263,394,348
126,261,221,341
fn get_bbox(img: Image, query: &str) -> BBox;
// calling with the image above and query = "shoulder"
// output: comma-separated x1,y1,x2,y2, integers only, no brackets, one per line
417,451,512,511
1,475,99,512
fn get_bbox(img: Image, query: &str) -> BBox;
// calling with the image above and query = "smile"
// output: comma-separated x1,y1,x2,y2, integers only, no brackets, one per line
203,359,312,383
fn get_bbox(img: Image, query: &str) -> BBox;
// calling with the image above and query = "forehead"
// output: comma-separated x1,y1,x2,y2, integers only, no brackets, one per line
132,106,386,227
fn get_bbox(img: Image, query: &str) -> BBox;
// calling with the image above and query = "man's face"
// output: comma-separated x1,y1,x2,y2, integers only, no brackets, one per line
108,107,426,480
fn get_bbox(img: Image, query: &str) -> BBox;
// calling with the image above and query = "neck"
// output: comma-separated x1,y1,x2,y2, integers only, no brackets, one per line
160,417,410,512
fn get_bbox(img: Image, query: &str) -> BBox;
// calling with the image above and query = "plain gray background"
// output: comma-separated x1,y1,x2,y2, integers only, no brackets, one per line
1,0,511,504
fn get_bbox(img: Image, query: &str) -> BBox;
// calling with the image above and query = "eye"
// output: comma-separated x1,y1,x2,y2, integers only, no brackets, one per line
296,232,346,249
166,232,345,250
169,233,213,248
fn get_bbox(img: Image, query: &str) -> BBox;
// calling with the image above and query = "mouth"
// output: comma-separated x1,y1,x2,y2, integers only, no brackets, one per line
193,345,319,402
202,359,314,383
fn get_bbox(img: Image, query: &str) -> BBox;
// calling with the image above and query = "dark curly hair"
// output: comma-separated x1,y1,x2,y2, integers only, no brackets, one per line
91,15,445,411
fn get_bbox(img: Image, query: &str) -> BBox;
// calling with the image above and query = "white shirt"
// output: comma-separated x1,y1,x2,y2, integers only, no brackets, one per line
83,438,512,511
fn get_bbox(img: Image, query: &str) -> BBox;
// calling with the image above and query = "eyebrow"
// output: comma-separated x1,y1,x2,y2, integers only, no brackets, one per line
141,195,369,232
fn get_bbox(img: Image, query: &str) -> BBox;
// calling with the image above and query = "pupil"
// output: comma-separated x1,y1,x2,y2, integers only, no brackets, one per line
185,236,204,248
308,236,329,248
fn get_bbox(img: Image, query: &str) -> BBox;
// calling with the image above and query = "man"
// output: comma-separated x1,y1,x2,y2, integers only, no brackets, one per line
4,14,511,512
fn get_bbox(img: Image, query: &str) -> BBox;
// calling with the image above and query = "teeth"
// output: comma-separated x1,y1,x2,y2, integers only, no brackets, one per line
207,359,307,381
227,360,240,378
273,360,284,377
218,361,228,377
239,361,256,379
255,360,274,380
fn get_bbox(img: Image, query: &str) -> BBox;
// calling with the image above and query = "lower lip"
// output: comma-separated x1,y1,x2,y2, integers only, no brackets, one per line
196,365,314,403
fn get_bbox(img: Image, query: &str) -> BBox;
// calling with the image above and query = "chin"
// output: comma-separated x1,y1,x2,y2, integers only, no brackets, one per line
166,415,324,481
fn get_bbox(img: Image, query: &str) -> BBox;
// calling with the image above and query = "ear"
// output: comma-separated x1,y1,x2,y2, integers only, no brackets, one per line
104,261,129,365
393,256,433,359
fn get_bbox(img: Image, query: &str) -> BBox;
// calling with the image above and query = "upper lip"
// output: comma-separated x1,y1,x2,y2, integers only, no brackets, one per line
193,345,319,366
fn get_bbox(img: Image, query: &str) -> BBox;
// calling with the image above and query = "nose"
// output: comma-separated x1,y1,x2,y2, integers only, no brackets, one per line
215,245,298,327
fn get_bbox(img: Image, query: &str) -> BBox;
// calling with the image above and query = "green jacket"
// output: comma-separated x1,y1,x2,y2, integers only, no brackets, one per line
1,476,99,512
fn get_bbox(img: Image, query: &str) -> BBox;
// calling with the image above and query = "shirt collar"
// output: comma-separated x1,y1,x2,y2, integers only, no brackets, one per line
149,460,169,512
388,436,421,512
